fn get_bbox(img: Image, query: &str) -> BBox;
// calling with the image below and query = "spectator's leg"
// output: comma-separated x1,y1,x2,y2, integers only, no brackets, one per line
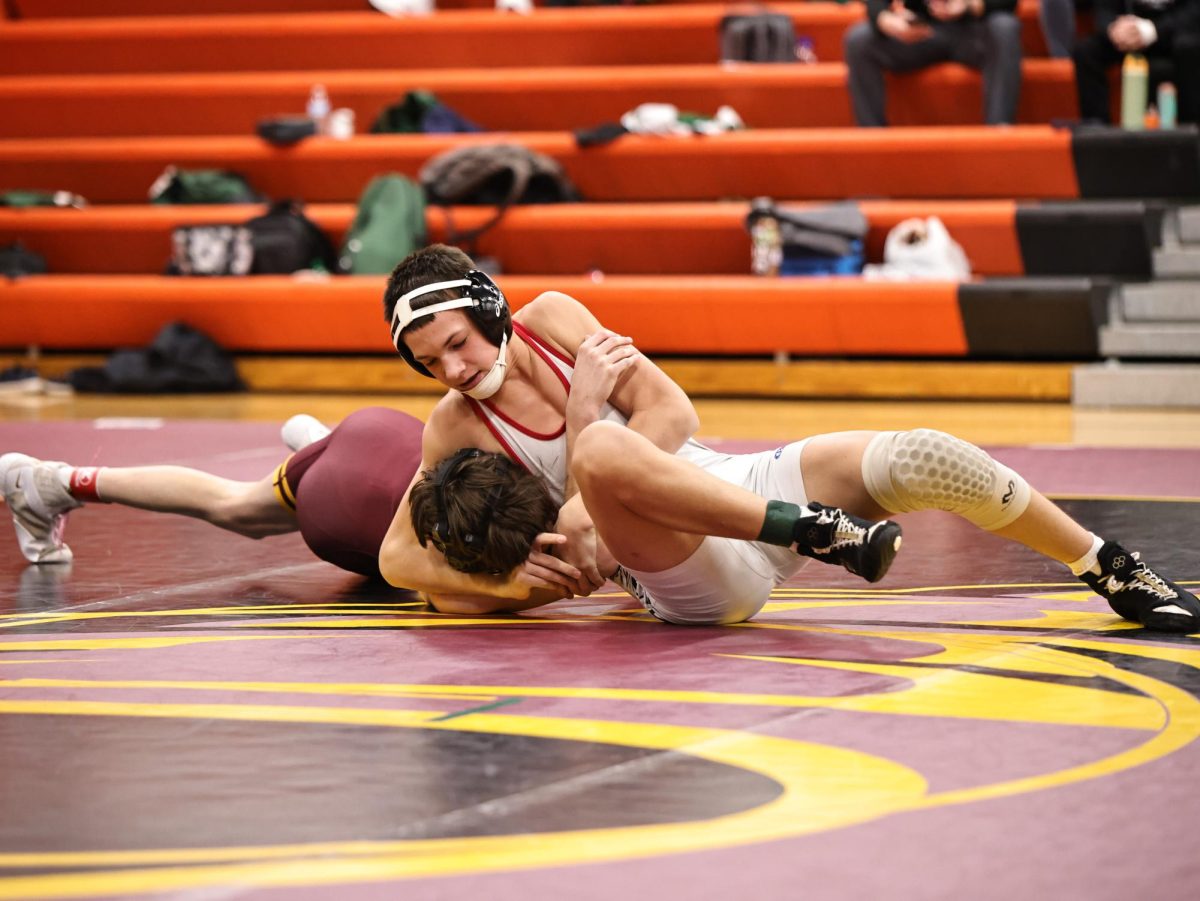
1039,0,1076,58
844,22,891,126
1072,31,1121,122
1172,33,1200,124
978,13,1023,124
843,22,954,126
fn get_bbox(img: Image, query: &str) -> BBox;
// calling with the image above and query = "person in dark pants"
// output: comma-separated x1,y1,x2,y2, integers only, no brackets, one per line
1072,0,1200,124
844,0,1024,126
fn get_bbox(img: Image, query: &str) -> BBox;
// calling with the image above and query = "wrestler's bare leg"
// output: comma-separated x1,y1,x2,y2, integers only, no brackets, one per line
572,424,778,572
93,467,297,538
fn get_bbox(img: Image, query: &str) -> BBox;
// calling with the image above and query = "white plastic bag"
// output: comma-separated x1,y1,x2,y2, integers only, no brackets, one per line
368,0,433,16
863,216,971,281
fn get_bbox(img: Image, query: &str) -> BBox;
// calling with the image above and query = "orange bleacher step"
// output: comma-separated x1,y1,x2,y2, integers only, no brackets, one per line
12,0,491,14
1,274,969,357
0,61,1078,139
0,128,1080,203
11,0,371,16
0,3,1051,76
0,201,1025,276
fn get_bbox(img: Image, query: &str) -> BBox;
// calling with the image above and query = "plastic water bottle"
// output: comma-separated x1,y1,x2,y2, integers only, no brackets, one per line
750,198,783,277
1158,82,1178,130
306,84,331,135
795,37,818,64
1120,55,1148,131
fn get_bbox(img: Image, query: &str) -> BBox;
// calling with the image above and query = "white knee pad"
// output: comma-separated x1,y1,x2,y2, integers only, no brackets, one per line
861,429,1031,531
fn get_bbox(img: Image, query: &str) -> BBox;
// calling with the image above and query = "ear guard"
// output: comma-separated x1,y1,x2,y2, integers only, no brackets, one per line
391,269,510,377
425,447,509,574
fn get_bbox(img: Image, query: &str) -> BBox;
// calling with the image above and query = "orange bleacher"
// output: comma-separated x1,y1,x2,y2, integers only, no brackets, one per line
5,275,968,357
0,201,1025,276
0,0,1178,375
0,61,1079,138
0,129,1080,203
0,4,1051,76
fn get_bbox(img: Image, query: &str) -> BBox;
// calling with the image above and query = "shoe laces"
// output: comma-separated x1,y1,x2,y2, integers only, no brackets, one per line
808,506,866,553
1105,552,1177,601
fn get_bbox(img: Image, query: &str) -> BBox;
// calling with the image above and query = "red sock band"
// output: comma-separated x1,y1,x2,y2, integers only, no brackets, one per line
69,467,102,501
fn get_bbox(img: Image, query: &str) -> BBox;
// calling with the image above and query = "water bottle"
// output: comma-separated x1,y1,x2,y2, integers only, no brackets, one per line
1158,82,1178,130
306,84,331,135
1120,54,1148,131
749,198,783,277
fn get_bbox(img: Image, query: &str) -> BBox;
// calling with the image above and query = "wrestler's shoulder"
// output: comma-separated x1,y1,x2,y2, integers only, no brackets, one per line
515,290,588,326
515,291,598,351
427,391,476,432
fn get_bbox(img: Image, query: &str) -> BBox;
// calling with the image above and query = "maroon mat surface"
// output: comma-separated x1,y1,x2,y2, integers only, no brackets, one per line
1,421,1198,901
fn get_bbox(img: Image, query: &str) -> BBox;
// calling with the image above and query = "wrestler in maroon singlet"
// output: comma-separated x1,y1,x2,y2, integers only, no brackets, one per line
274,407,423,577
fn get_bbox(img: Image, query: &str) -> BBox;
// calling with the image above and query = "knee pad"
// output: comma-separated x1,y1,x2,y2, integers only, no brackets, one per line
861,429,1031,531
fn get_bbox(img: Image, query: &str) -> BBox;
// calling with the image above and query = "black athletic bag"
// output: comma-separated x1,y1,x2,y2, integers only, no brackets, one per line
719,12,797,62
0,241,48,278
244,200,339,273
66,322,245,394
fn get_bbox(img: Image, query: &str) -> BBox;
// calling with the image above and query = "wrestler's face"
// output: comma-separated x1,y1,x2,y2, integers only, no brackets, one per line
405,311,498,392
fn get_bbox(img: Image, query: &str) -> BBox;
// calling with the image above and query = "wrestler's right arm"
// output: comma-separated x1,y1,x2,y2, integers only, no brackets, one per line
377,402,582,607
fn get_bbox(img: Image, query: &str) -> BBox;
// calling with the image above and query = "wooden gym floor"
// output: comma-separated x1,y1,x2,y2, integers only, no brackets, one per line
1,389,1199,900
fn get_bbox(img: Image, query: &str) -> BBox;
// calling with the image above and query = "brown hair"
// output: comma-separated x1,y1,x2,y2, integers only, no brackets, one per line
409,449,557,575
382,243,475,329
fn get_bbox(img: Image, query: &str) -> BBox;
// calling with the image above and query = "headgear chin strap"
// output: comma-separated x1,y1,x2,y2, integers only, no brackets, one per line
461,330,508,400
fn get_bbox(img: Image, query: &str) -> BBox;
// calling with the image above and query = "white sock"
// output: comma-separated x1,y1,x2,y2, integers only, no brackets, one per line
1067,533,1105,576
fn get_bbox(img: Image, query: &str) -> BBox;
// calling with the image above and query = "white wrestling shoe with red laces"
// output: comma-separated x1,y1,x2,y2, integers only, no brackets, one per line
0,453,82,564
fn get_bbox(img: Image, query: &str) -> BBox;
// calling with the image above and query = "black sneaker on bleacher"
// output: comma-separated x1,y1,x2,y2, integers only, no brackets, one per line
792,502,902,584
1080,541,1200,634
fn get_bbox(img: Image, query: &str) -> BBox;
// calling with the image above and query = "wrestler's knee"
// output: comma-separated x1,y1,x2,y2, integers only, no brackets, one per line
860,428,1031,530
572,421,644,490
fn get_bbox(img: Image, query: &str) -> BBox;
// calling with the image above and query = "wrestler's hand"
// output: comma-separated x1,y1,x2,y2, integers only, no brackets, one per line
552,513,608,597
567,329,640,426
505,532,589,599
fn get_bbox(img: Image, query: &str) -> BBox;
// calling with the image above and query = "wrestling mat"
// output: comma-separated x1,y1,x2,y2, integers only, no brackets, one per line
1,420,1198,901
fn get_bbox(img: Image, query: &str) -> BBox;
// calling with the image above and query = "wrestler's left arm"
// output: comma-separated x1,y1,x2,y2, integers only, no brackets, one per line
518,291,700,456
516,292,699,592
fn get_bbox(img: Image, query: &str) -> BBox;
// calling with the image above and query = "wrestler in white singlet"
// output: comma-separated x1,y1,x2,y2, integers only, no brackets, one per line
466,323,815,625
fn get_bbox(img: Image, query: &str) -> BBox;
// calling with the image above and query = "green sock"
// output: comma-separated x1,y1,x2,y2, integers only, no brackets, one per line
757,500,801,546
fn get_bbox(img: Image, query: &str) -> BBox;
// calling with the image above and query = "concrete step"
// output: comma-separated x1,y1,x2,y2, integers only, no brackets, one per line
1121,281,1200,321
1179,206,1200,243
1099,322,1200,357
1153,246,1200,278
1074,362,1200,407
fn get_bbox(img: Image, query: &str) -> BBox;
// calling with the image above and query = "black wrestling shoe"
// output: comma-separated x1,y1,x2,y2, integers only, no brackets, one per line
792,502,902,584
1080,541,1200,634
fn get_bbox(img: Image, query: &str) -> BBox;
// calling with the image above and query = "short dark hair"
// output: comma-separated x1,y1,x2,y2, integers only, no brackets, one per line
409,449,557,575
382,243,475,328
